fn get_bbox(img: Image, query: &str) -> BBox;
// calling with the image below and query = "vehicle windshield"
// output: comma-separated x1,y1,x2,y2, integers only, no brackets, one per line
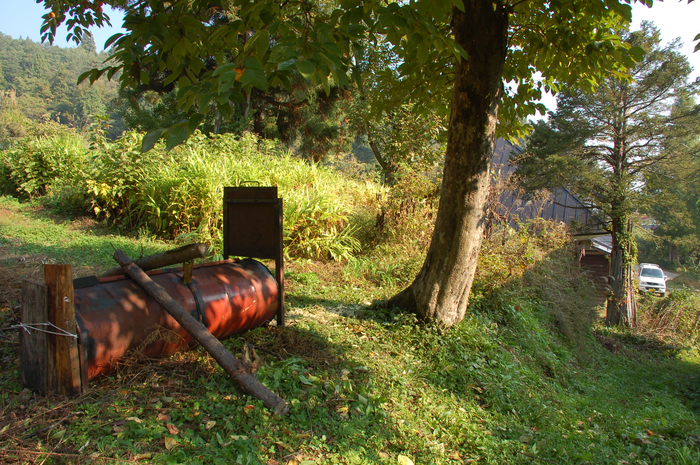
641,268,664,278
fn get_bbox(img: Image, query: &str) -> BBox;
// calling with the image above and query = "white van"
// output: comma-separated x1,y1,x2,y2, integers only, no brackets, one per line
638,263,667,297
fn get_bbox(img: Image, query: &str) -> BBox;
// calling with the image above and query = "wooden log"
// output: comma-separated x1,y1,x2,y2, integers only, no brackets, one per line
44,264,82,396
100,243,209,278
20,280,48,394
113,249,289,416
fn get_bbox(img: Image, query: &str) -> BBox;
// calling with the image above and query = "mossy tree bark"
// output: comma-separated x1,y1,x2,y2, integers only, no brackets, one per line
389,2,509,325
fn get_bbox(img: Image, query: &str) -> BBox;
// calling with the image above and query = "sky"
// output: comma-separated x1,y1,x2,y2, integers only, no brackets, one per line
0,1,125,52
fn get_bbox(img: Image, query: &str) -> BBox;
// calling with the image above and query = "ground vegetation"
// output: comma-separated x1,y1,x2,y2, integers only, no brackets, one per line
1,195,700,464
42,0,649,326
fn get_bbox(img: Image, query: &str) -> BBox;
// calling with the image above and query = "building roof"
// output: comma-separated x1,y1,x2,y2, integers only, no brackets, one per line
491,138,606,233
590,235,613,254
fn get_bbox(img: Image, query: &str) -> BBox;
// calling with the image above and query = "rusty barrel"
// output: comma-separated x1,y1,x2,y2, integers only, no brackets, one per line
74,259,278,379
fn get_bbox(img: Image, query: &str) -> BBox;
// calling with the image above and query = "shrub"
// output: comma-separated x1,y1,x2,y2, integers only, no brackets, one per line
637,288,700,346
85,130,160,231
474,220,598,344
84,131,379,261
1,127,88,198
360,169,440,254
2,126,385,262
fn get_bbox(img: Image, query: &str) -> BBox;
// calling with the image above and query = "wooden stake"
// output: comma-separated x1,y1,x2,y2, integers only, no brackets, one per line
20,281,48,394
183,261,194,285
43,264,82,396
113,249,289,415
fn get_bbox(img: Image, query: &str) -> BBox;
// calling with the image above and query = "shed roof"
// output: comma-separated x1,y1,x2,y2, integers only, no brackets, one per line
491,139,606,233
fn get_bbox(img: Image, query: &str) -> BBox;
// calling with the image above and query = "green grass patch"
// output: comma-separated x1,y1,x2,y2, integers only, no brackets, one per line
0,195,169,275
1,199,700,464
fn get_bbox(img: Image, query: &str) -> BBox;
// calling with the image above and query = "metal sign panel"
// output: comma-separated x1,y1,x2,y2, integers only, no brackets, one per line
224,187,279,259
223,186,284,326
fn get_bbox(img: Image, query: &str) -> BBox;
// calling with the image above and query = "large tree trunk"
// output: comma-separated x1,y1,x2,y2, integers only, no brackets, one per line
389,2,509,325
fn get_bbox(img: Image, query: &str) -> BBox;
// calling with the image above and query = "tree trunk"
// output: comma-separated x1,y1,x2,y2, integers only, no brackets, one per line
606,217,634,327
367,136,397,185
389,2,509,325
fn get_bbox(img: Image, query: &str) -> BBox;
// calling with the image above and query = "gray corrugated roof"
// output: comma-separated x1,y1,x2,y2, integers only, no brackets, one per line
491,138,605,232
590,235,613,254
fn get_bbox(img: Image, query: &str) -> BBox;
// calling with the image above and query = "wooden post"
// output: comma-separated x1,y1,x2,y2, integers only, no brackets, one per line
276,198,285,327
114,249,289,415
44,264,82,396
20,281,48,394
183,261,194,285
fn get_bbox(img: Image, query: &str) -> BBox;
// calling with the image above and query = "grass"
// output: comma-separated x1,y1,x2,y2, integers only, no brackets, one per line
0,196,170,278
1,197,700,464
668,274,700,292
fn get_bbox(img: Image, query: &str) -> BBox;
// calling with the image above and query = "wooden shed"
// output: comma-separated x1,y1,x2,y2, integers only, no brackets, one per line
491,138,611,300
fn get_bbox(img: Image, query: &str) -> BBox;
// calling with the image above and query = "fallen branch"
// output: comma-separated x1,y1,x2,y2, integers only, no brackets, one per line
247,343,285,362
2,450,126,463
113,249,289,415
101,243,209,278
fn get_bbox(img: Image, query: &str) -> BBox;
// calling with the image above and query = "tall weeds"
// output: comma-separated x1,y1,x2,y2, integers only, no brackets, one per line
637,289,700,346
1,127,88,198
86,131,159,230
2,127,380,261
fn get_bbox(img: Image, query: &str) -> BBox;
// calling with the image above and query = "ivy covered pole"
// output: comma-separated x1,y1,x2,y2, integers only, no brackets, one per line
607,219,637,327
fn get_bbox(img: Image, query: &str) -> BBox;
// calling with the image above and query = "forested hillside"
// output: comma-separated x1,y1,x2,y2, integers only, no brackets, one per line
0,33,122,137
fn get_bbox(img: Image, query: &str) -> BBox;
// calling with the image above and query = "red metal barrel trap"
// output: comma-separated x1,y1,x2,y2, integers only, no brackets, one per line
74,259,278,379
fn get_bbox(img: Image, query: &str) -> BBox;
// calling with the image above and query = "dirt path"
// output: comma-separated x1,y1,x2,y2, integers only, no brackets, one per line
665,270,680,280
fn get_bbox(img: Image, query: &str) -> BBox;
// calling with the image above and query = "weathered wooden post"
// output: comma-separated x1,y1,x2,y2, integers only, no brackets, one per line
20,281,48,394
44,264,83,395
20,265,85,396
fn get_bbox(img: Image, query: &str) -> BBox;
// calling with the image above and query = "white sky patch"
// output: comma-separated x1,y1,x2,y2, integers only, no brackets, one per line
0,1,126,52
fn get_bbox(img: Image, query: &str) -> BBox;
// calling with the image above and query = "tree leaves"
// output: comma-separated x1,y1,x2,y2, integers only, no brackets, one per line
46,0,653,152
141,129,166,153
295,60,315,79
164,436,178,450
240,57,269,92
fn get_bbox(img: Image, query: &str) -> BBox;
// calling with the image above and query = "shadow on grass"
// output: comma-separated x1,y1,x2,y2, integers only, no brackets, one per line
294,244,700,463
403,245,700,463
217,323,403,464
